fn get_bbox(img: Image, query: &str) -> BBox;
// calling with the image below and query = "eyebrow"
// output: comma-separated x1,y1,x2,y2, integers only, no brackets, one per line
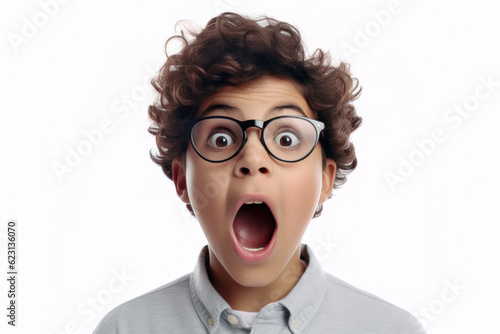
270,104,307,117
199,104,239,117
200,103,307,118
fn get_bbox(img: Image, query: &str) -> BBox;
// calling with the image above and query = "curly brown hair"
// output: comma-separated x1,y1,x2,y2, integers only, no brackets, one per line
148,12,362,214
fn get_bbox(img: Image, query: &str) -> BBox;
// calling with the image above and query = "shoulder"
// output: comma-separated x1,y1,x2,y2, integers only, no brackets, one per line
317,273,426,333
110,273,191,314
93,273,200,333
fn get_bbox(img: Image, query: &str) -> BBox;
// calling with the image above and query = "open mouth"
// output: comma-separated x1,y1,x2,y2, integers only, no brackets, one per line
233,201,277,253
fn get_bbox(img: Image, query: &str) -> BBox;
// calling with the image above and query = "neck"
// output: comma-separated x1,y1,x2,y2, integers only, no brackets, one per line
207,248,307,312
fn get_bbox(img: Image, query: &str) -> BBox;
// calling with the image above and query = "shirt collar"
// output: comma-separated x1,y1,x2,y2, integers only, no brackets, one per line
190,246,230,333
278,244,327,332
190,244,327,333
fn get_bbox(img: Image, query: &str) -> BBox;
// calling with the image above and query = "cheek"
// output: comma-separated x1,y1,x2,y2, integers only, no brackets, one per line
185,165,224,239
185,152,214,212
185,151,231,215
288,179,321,216
281,161,323,220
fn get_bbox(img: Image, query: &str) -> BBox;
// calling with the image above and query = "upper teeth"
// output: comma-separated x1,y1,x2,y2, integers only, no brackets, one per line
245,201,263,205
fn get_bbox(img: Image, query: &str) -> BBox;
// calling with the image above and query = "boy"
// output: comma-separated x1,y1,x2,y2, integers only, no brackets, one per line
94,12,425,333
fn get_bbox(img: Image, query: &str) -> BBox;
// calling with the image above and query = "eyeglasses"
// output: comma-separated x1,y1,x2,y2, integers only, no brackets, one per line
186,115,325,163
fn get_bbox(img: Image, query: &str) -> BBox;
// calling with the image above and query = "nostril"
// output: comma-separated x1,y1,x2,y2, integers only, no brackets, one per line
258,167,268,174
240,167,250,175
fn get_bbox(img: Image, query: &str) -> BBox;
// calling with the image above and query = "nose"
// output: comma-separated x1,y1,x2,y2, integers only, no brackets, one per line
234,129,273,177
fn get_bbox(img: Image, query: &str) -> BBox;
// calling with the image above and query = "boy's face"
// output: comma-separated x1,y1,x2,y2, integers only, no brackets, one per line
173,76,335,290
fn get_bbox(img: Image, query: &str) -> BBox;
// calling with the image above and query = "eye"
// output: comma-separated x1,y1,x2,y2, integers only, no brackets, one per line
208,132,235,148
274,131,300,147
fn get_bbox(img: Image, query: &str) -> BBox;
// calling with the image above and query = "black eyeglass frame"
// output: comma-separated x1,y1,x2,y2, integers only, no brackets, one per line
185,115,325,163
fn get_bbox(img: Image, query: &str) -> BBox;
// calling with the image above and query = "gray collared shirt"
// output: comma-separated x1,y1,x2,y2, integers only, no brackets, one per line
94,245,426,333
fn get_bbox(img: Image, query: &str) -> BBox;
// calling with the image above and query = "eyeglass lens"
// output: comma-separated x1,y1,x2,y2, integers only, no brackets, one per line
191,117,321,162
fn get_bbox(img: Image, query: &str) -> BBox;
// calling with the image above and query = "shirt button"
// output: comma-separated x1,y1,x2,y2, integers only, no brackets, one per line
292,320,298,329
208,318,214,326
227,314,239,325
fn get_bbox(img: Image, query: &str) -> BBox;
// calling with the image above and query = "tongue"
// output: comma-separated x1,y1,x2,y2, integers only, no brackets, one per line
233,204,276,249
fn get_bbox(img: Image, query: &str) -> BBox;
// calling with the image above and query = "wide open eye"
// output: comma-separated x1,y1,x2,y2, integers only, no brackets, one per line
274,131,300,148
208,132,235,148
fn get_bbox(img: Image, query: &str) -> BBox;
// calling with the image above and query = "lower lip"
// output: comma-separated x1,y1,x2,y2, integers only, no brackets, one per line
231,227,277,263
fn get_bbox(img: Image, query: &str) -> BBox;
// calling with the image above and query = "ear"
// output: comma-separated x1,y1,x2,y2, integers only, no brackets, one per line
319,158,336,204
172,157,190,204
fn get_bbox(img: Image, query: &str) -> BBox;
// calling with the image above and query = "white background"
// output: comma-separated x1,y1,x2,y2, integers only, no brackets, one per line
1,0,499,333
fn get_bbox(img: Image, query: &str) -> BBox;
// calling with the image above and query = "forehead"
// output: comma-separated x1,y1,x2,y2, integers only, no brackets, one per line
197,76,314,119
